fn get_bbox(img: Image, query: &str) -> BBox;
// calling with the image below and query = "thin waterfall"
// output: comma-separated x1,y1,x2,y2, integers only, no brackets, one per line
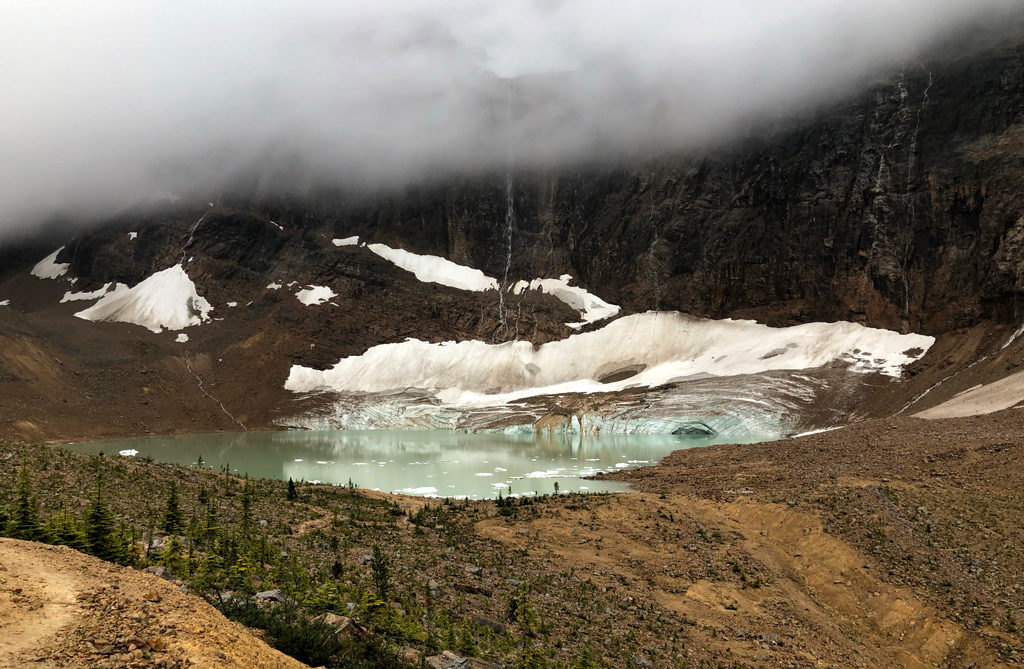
499,171,515,331
498,80,515,333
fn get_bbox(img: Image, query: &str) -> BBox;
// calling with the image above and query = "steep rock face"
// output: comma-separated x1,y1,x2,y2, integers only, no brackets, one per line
12,33,1024,338
187,32,1024,337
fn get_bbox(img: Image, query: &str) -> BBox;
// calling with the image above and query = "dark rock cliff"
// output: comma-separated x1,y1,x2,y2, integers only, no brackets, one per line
228,29,1024,336
9,28,1024,338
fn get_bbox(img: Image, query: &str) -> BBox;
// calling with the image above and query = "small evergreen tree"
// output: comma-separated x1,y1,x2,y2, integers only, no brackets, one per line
203,497,219,548
240,476,253,540
11,467,44,541
47,503,87,550
163,481,184,535
370,544,391,601
83,473,119,562
286,478,297,501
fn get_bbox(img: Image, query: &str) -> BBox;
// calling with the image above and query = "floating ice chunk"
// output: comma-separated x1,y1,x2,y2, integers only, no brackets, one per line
396,486,438,495
367,243,498,292
75,264,212,333
296,285,337,306
119,449,138,457
62,283,118,303
524,469,564,478
474,472,494,477
175,333,189,343
615,462,629,468
513,275,620,328
267,282,282,290
128,232,138,240
332,236,359,246
31,247,70,279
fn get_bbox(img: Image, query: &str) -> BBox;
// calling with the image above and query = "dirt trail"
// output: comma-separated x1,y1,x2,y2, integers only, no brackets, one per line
0,541,79,663
0,538,307,668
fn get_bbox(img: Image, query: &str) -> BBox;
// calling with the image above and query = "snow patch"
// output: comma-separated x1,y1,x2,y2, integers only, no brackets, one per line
367,243,498,292
332,236,359,246
31,247,70,279
74,264,213,333
296,285,337,306
513,274,620,328
175,333,189,343
266,282,282,290
0,300,9,307
286,312,934,406
61,283,118,303
226,301,238,307
128,232,138,240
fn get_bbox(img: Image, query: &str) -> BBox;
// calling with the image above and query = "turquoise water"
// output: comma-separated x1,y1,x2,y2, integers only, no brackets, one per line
63,429,736,498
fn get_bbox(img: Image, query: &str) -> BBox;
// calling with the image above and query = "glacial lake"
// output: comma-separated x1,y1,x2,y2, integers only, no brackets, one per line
62,429,749,498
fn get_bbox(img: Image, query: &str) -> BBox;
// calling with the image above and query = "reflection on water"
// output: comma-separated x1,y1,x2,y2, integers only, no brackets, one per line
63,429,756,498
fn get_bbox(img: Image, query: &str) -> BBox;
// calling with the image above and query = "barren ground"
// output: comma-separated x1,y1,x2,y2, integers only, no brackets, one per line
0,538,305,668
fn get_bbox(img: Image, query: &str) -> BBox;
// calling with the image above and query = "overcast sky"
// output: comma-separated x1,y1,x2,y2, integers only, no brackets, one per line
0,0,1017,235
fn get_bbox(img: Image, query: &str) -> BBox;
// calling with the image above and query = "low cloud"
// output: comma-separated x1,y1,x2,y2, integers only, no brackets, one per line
0,0,1018,235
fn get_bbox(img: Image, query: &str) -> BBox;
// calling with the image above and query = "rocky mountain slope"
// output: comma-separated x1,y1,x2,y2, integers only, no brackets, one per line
3,27,1024,442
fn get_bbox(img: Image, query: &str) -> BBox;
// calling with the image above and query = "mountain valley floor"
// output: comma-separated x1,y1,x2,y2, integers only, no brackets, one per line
2,406,1023,668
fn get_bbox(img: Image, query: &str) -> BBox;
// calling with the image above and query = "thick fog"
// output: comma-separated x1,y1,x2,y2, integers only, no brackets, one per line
0,0,1018,235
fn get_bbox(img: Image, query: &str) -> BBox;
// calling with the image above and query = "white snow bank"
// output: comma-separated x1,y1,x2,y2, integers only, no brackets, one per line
296,285,337,306
332,236,359,246
367,243,499,292
286,312,934,406
74,264,213,333
31,247,70,279
914,370,1024,420
513,274,620,328
361,242,620,326
61,283,119,303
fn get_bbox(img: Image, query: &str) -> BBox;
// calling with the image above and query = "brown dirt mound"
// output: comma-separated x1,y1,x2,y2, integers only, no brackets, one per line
0,538,306,668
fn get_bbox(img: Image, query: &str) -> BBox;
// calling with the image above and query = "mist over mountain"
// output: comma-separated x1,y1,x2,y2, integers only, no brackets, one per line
0,0,1018,236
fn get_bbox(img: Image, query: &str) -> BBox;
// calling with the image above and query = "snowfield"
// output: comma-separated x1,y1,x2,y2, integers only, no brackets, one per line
366,243,499,292
286,312,934,405
31,247,70,279
295,285,337,306
354,242,620,326
74,264,213,332
512,275,620,328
